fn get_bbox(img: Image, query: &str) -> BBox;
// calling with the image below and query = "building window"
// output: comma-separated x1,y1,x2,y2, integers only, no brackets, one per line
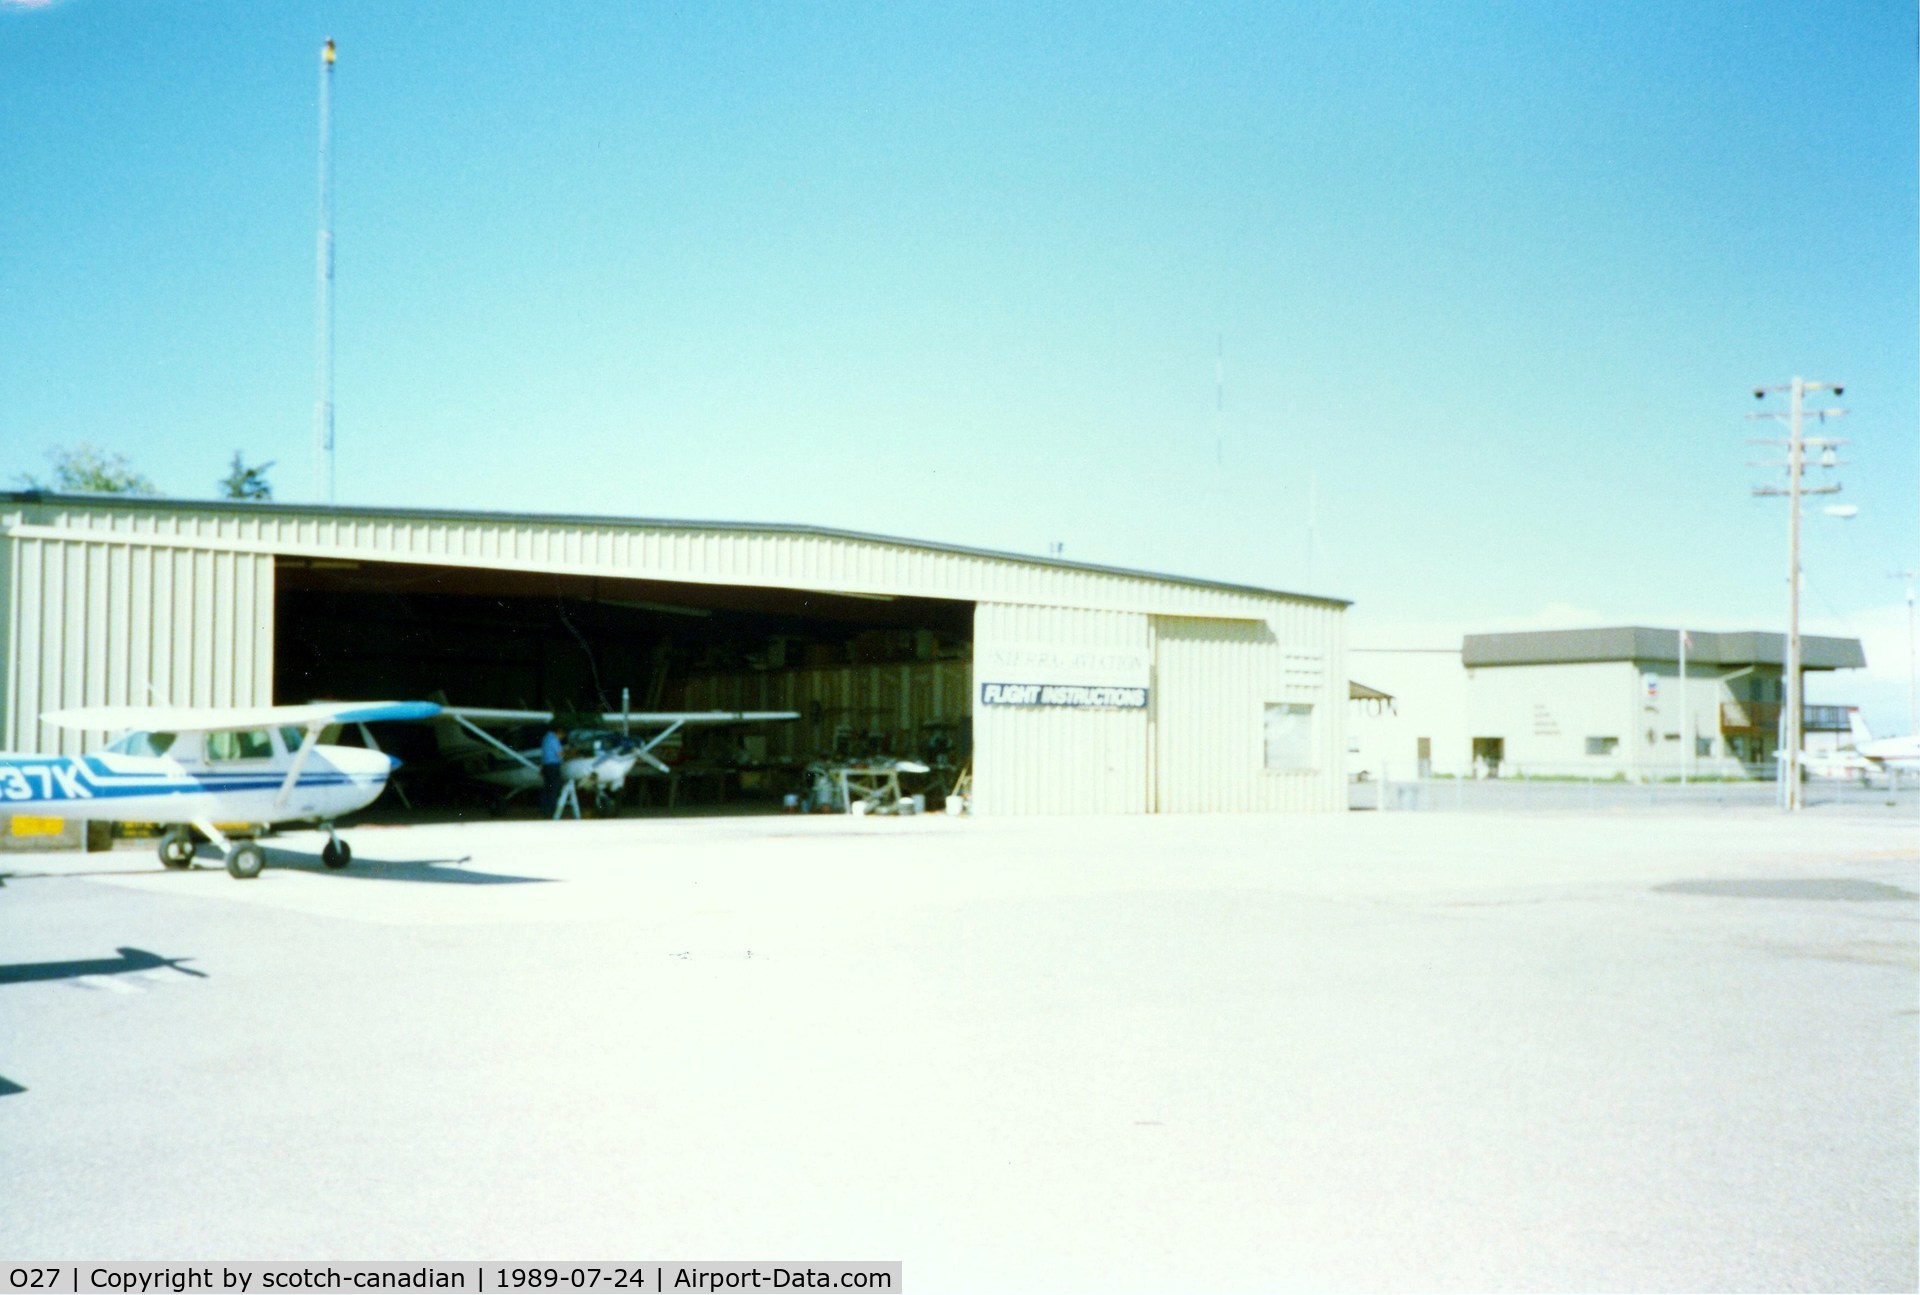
1696,736,1714,758
1263,703,1314,771
1585,736,1620,756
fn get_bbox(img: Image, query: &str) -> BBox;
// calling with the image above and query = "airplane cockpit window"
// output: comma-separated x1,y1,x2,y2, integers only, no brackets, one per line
207,729,274,761
278,726,307,754
107,731,177,758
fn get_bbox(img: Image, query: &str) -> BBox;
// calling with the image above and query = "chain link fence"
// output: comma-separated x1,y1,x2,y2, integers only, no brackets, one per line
1350,772,1920,814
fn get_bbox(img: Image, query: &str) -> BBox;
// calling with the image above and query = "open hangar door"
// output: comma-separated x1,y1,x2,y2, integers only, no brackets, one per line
274,558,972,816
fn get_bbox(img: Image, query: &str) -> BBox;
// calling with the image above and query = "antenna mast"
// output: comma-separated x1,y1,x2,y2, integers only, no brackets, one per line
314,37,336,503
1213,331,1223,467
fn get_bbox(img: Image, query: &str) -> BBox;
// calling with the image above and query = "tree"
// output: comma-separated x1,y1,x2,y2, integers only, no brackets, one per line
14,443,159,495
219,452,274,501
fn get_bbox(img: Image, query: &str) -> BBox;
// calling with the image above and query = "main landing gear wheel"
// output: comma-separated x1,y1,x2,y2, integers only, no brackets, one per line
226,843,266,880
158,830,196,869
321,838,351,869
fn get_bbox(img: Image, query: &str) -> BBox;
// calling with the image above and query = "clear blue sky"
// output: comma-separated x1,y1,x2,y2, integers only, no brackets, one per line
3,2,1916,713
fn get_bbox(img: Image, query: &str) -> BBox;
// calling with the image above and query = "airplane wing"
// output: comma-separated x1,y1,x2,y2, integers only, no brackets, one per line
432,707,800,776
439,706,798,727
605,711,801,726
434,706,552,728
598,712,801,773
43,700,443,732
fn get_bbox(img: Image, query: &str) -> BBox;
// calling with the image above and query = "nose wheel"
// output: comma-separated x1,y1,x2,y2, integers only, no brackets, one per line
320,829,352,870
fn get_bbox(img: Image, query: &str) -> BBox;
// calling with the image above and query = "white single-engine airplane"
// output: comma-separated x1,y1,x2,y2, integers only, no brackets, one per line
0,700,440,878
429,706,800,814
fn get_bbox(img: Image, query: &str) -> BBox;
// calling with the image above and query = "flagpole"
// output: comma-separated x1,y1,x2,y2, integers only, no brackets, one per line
1679,628,1689,785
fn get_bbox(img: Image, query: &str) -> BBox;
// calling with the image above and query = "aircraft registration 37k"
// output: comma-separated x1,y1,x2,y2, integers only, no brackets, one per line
0,757,94,801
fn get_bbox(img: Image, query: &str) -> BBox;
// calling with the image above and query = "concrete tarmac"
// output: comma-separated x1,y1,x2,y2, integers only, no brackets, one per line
1,809,1914,1292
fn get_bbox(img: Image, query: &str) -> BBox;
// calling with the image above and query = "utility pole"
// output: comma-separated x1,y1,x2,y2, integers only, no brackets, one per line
1749,377,1847,810
1894,569,1919,735
314,37,336,504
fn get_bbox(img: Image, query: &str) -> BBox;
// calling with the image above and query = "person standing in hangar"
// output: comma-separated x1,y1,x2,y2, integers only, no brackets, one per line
540,720,566,817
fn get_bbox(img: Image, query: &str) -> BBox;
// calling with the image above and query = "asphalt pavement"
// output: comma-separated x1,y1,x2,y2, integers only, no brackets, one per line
2,809,1914,1292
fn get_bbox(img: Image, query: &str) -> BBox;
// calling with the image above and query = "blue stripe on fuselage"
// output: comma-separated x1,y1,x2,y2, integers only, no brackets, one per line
0,755,365,804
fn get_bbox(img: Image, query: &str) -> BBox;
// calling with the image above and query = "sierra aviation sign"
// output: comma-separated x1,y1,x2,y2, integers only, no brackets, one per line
978,642,1150,709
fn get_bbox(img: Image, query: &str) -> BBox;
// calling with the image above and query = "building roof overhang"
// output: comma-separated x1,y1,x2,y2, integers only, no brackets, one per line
1462,626,1865,671
2,491,1352,609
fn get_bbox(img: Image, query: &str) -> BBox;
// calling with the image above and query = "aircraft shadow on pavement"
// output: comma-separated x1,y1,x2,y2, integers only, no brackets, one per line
1655,877,1919,902
0,1076,24,1097
263,848,549,885
0,945,207,987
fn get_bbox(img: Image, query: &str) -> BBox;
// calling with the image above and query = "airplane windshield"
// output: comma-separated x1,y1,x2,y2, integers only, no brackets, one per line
107,731,177,757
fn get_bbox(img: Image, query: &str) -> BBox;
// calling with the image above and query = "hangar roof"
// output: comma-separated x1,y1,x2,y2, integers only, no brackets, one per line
1,491,1350,610
1463,627,1865,671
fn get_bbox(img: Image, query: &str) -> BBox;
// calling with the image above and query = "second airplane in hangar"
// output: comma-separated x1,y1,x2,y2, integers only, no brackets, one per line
423,705,801,814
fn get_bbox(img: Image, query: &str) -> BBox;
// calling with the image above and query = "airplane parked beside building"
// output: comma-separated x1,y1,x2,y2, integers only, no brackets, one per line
1847,709,1920,774
2,700,440,878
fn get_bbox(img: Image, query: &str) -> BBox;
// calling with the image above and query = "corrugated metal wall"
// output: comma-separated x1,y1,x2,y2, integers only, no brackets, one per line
1154,617,1269,812
1,533,274,753
972,603,1153,815
1152,615,1342,812
970,603,1345,815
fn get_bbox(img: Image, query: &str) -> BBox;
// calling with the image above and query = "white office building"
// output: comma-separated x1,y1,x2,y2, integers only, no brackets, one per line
1350,627,1865,781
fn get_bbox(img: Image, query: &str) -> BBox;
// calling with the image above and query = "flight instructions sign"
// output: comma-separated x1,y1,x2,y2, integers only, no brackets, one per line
978,641,1150,709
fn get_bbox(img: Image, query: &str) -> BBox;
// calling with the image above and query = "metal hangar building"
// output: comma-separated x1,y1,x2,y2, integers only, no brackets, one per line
0,493,1349,815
